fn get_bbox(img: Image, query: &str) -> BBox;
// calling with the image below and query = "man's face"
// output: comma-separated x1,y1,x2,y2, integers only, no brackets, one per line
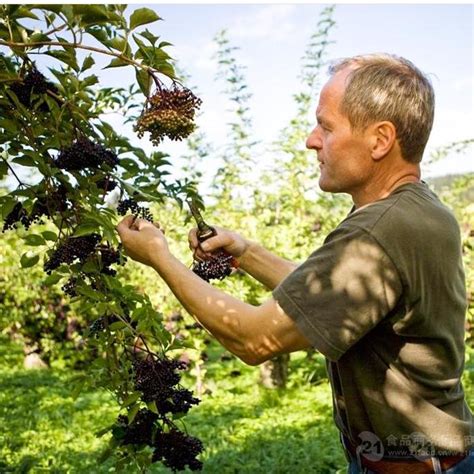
306,69,373,196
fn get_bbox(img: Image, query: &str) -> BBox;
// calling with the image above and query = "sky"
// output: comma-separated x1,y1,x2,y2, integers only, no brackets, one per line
109,3,473,184
2,3,473,190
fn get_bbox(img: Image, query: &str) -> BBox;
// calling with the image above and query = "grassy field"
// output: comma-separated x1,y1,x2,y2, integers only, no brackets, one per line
0,337,347,474
1,336,473,474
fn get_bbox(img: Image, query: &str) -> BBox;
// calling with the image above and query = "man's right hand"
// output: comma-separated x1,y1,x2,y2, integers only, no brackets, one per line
188,226,249,262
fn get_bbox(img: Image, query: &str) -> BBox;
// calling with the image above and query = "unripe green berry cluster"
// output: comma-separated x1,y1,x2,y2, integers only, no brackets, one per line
134,85,202,145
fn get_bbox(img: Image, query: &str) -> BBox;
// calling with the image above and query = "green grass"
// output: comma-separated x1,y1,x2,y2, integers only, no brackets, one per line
1,337,473,474
0,337,346,474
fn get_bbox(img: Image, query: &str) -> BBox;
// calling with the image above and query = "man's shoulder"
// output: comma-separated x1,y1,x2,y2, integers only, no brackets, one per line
338,182,459,241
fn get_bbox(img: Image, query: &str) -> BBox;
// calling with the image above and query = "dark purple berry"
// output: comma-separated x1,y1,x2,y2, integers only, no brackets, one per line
55,137,118,171
192,251,234,282
117,198,153,222
152,428,203,471
44,233,101,274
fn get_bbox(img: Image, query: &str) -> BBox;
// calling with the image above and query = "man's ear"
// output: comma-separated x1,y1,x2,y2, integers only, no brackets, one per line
368,121,397,161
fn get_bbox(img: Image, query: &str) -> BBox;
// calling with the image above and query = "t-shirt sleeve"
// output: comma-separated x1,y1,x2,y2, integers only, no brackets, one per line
272,225,402,361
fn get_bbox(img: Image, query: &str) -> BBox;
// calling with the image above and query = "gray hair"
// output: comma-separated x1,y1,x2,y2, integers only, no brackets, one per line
329,54,435,163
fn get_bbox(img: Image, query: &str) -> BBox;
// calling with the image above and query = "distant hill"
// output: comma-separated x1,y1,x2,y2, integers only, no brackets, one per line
427,172,474,202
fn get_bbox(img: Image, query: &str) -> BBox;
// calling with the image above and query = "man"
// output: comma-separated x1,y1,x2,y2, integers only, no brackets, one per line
117,54,473,473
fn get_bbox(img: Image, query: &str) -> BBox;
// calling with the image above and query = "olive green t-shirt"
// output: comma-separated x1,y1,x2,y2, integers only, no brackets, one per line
273,182,473,454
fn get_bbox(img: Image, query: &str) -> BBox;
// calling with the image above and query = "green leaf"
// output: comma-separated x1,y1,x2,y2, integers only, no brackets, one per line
77,285,105,301
0,196,17,220
73,223,99,237
103,57,129,69
135,68,151,96
95,424,115,438
12,6,39,20
81,260,99,273
23,234,46,246
0,160,7,180
82,75,99,87
72,5,110,24
118,158,140,173
120,181,162,203
122,391,141,408
140,29,159,46
146,401,158,414
30,32,51,43
20,252,40,268
158,41,173,49
41,230,57,241
85,27,108,44
70,375,87,400
104,36,128,51
12,156,35,167
109,321,127,331
172,411,186,420
127,403,140,423
97,447,113,464
43,273,62,285
129,8,160,30
45,50,79,72
32,5,64,15
154,61,175,79
81,55,95,72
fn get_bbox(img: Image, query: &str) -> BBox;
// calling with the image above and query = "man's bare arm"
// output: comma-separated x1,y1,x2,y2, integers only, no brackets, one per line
151,252,310,365
117,217,311,365
237,240,297,290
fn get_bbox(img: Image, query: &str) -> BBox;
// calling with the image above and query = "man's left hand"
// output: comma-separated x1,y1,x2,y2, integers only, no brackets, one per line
116,215,169,267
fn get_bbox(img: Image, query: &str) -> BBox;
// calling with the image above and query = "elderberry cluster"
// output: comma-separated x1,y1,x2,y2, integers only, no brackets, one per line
112,356,203,470
115,409,203,472
116,409,158,446
32,185,70,221
134,85,202,145
2,185,70,232
9,66,58,110
95,177,117,193
117,198,153,222
61,276,80,297
88,314,120,335
2,203,31,232
152,429,203,471
44,233,101,274
133,357,199,416
98,245,124,276
192,251,235,282
55,137,119,171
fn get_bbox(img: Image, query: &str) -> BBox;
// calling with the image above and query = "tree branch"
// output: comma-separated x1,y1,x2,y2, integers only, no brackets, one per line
1,156,25,186
0,39,154,76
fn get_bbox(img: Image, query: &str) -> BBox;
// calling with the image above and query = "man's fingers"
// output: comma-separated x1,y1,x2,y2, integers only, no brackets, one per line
198,233,229,252
134,218,160,232
116,215,136,236
153,222,165,234
188,228,200,250
194,247,211,261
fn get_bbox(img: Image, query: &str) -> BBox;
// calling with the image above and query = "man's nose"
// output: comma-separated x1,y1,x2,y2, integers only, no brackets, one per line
306,126,322,150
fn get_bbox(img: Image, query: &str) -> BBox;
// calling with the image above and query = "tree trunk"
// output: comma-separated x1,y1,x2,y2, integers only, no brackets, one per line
23,345,48,370
259,354,289,388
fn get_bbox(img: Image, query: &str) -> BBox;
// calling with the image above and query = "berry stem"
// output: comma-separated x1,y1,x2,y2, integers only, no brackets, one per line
1,157,25,186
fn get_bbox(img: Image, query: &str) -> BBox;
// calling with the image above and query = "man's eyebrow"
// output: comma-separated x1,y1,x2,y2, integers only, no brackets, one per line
316,114,330,125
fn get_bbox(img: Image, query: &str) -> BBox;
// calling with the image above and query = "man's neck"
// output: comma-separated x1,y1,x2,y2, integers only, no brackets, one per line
352,170,421,210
